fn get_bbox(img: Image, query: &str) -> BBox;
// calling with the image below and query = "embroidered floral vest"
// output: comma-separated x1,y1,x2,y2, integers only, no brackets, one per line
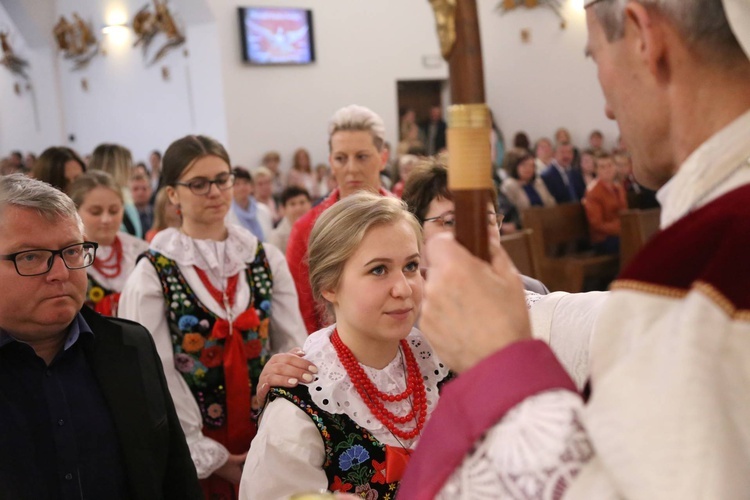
85,274,120,317
143,243,273,431
269,386,402,499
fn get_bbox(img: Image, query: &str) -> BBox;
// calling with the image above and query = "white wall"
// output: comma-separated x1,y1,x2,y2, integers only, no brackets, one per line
1,0,621,164
207,0,448,169
53,0,227,163
479,0,619,148
0,2,64,157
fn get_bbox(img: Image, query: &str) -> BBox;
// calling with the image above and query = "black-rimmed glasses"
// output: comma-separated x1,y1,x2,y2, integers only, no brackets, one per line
0,242,98,277
423,211,504,230
175,173,235,196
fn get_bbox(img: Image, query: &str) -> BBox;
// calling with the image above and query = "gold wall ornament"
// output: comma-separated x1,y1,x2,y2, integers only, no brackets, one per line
496,0,566,29
0,31,30,79
428,0,457,60
53,14,100,70
132,0,186,66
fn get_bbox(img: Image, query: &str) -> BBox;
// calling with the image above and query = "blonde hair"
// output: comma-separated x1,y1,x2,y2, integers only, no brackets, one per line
88,144,133,189
150,187,178,233
308,192,422,319
68,170,124,208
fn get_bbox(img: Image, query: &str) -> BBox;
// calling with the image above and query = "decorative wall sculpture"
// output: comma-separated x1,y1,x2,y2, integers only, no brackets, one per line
496,0,566,28
0,31,30,79
53,14,100,70
132,0,185,66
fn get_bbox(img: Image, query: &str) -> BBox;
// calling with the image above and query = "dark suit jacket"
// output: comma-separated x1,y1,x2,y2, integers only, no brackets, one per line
79,307,203,500
420,119,447,154
541,163,586,203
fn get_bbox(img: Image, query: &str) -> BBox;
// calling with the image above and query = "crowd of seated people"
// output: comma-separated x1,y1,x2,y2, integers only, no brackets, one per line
0,111,657,497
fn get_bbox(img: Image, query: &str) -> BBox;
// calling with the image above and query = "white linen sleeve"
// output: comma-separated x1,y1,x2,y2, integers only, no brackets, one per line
264,243,307,354
118,258,230,478
240,398,327,500
530,291,609,389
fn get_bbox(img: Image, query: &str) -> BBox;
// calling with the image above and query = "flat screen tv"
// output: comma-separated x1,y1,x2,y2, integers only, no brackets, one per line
238,6,315,65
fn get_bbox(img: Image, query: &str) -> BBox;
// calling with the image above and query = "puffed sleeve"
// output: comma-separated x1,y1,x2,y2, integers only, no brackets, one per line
263,243,307,354
119,258,230,478
240,398,327,500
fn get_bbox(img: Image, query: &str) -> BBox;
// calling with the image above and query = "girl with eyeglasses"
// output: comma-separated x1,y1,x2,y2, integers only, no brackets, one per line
69,170,149,317
119,135,306,500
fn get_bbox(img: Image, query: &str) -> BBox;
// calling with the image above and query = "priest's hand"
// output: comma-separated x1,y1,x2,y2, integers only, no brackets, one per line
421,232,532,373
256,348,318,405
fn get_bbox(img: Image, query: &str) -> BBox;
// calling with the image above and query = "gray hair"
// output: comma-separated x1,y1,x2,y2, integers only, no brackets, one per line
590,1,744,63
0,173,84,234
327,104,386,152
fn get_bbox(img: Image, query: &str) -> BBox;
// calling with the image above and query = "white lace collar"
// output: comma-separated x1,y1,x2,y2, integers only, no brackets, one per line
303,325,450,449
149,224,259,279
657,108,750,229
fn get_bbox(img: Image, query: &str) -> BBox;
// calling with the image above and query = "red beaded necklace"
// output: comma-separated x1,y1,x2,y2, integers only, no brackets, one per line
331,329,427,440
92,236,123,278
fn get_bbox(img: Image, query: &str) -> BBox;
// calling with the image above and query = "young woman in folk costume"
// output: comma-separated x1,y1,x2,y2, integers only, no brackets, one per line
68,170,148,317
241,193,450,499
118,135,306,499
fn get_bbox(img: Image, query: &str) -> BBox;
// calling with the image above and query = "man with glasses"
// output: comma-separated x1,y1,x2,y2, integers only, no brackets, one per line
401,0,750,497
0,174,201,499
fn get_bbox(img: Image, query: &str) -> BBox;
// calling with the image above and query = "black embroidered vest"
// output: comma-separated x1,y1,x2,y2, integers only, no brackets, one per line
269,385,401,499
143,243,273,431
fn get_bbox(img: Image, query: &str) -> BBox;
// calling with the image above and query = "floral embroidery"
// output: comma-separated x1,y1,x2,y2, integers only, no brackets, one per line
174,353,195,373
85,276,120,316
244,339,263,359
259,318,270,339
200,345,224,368
207,403,223,419
355,484,379,500
270,386,399,498
371,459,387,484
182,333,205,353
143,243,273,432
339,445,370,472
178,314,199,331
331,475,353,492
88,286,105,303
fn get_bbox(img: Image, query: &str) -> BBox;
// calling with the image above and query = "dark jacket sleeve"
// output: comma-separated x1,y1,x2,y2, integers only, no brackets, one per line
142,331,204,500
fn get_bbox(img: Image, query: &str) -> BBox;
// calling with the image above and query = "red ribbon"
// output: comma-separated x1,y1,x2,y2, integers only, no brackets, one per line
385,445,411,483
223,323,252,449
210,308,260,340
210,308,260,449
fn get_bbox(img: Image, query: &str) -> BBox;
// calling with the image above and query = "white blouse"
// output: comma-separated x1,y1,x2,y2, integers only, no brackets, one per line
118,225,307,479
87,231,148,292
240,326,450,500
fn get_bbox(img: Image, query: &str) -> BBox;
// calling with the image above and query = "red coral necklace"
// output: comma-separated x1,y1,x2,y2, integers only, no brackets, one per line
331,329,427,440
92,236,123,278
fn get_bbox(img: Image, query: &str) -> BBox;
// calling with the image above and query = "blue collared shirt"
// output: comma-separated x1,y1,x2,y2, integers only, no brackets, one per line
0,313,129,499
